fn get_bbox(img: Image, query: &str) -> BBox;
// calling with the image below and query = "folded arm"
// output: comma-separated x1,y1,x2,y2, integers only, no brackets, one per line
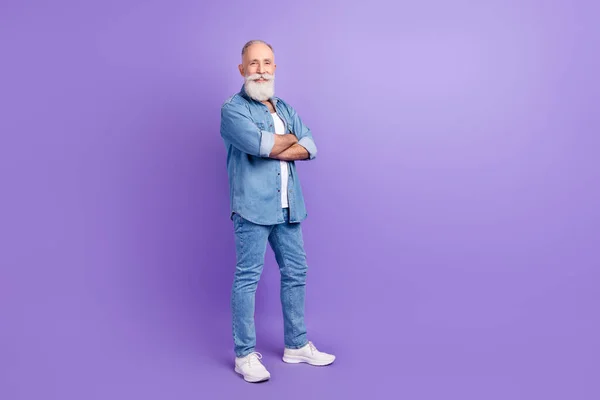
271,143,310,161
269,134,298,157
220,102,276,157
220,100,317,161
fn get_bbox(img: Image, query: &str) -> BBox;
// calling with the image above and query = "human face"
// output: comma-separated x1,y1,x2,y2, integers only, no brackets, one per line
239,42,276,79
239,43,276,101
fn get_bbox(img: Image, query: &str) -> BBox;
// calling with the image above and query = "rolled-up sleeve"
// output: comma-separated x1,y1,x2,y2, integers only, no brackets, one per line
221,102,275,157
259,130,275,157
298,136,317,160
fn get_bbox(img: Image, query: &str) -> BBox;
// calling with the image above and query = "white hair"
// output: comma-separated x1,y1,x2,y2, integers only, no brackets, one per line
241,40,273,57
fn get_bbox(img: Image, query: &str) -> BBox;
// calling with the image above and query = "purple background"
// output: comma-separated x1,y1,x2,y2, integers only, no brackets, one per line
2,0,599,399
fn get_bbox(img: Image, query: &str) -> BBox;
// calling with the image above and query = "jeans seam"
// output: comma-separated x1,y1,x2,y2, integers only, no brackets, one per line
233,214,249,357
273,225,297,347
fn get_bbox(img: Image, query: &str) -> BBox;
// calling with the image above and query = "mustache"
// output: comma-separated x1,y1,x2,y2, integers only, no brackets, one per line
245,73,274,82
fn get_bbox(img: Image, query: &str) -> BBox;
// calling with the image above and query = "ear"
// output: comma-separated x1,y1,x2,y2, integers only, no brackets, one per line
238,64,244,77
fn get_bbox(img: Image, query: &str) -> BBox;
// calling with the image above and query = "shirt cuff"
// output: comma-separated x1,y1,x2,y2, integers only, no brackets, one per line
298,137,317,160
259,130,275,157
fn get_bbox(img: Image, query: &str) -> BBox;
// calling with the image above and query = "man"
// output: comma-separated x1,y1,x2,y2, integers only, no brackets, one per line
220,40,335,383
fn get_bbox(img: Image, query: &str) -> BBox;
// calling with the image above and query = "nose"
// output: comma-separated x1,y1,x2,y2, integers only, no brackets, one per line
256,63,264,74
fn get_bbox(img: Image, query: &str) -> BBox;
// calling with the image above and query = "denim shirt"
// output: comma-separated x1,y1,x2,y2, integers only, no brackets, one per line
220,85,318,225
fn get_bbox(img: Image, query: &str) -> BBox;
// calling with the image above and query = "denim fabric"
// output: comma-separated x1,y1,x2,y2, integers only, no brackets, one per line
220,85,317,225
231,208,308,357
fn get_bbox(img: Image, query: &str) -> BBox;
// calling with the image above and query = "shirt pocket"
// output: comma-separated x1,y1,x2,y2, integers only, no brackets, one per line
255,121,267,131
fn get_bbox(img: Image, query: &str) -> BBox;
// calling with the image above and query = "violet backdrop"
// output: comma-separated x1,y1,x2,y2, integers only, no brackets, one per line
1,0,599,399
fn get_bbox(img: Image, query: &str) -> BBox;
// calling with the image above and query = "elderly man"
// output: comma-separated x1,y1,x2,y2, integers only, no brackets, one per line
220,40,335,383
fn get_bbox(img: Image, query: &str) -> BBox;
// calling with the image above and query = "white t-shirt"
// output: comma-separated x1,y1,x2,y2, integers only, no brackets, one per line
271,112,289,208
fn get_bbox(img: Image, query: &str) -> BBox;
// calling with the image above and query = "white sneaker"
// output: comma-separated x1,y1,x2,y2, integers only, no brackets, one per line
234,352,271,383
282,341,336,366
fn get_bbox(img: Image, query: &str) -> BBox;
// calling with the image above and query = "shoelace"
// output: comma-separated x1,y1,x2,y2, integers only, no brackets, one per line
247,352,263,367
308,342,318,354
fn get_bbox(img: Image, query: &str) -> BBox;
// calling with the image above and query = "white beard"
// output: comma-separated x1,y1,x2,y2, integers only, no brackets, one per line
244,73,275,101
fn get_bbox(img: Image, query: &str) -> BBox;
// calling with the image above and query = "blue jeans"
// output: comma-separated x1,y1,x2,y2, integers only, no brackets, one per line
231,208,309,357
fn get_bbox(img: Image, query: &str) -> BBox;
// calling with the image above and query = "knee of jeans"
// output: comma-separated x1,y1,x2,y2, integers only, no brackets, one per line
281,267,307,283
234,269,262,290
234,279,260,292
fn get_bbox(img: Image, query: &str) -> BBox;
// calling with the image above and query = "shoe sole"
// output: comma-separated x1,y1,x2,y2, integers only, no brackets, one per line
234,366,270,383
282,355,336,366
